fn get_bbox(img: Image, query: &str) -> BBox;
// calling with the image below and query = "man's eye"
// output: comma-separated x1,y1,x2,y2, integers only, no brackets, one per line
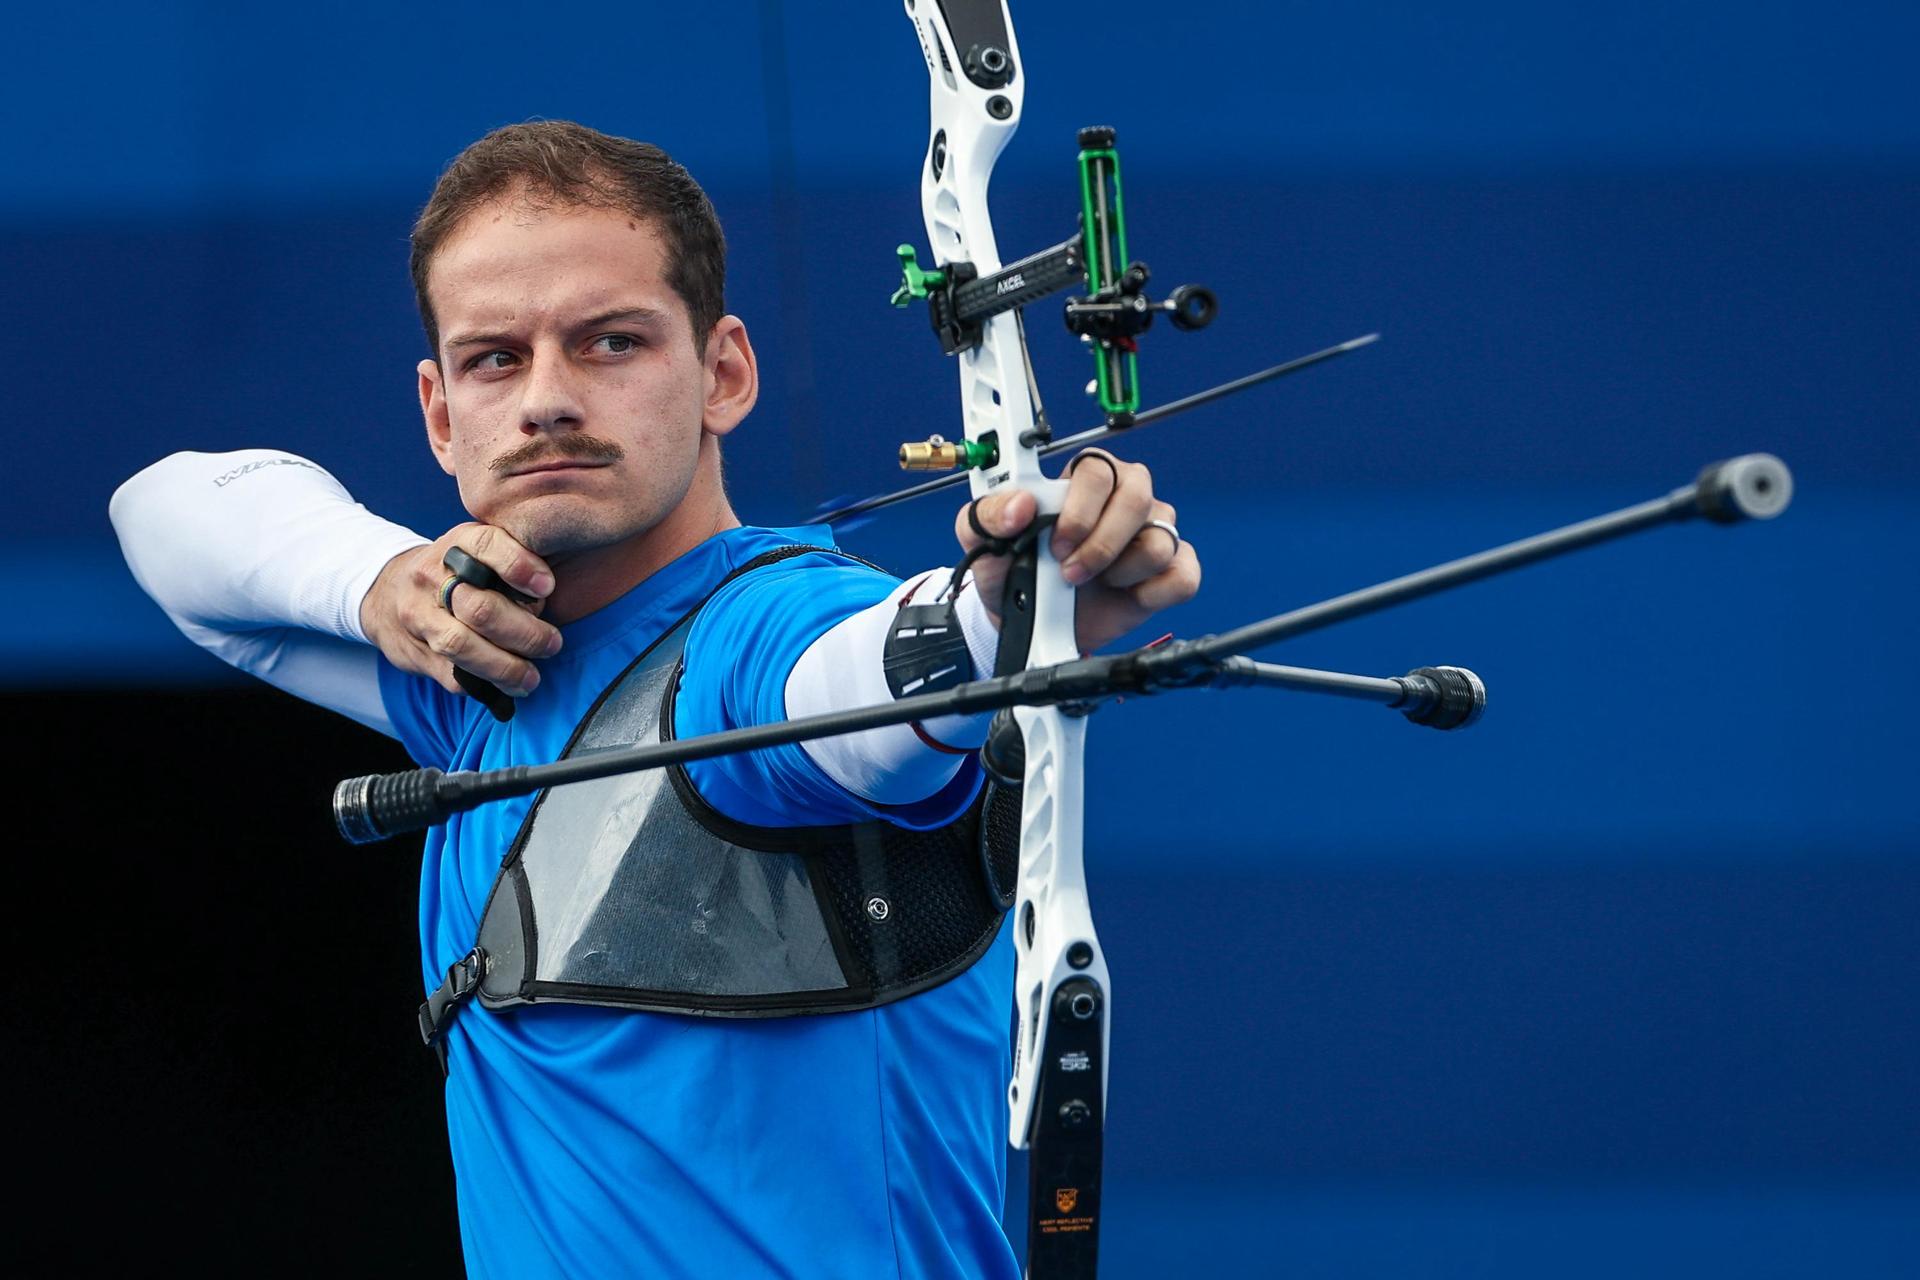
595,333,640,355
469,350,518,372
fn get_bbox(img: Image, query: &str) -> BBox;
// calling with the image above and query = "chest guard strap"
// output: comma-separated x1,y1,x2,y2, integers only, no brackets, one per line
421,546,1020,1066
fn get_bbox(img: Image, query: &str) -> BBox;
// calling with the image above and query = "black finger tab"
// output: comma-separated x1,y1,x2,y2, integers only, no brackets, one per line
443,545,537,605
454,668,517,723
441,545,533,722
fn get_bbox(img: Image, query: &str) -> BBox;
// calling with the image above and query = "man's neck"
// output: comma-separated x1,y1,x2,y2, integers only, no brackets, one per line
540,461,742,626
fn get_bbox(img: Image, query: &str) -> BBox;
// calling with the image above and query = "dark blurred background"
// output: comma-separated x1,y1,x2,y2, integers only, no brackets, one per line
7,2,1916,1275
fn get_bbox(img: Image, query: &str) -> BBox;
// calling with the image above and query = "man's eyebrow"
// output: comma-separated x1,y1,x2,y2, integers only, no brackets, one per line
575,306,669,330
444,307,670,350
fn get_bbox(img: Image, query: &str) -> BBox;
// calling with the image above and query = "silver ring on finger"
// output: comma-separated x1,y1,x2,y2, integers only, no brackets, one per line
1144,518,1182,551
437,574,463,613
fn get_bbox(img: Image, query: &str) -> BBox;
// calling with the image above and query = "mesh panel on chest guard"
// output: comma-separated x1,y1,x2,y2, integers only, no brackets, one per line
426,548,1016,1052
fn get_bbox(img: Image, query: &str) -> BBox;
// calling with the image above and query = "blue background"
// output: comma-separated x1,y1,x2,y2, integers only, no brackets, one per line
6,2,1915,1274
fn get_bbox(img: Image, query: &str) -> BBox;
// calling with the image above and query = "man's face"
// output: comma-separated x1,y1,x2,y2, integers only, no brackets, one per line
417,197,742,557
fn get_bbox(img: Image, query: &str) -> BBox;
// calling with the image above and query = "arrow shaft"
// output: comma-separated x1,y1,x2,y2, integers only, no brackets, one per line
812,333,1378,526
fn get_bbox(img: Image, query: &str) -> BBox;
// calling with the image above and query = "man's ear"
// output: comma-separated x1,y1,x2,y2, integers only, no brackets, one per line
701,316,759,439
418,359,458,476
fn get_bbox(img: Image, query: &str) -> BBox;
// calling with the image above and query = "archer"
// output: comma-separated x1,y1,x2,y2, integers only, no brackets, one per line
111,120,1197,1277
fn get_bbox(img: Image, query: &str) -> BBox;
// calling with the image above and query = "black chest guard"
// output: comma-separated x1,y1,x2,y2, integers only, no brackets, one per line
420,548,1020,1061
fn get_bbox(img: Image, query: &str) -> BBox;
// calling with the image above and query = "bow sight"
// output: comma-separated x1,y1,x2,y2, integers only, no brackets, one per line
892,125,1217,468
814,117,1376,530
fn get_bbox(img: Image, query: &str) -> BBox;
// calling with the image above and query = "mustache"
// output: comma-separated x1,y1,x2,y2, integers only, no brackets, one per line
490,435,627,474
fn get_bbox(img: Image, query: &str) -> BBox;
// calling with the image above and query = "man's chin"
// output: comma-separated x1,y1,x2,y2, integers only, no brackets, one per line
492,499,636,560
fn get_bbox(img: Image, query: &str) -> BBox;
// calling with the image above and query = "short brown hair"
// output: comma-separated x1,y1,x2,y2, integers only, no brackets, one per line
409,120,726,358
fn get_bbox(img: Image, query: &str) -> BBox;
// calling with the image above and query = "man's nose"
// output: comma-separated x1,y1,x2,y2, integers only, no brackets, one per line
518,345,586,433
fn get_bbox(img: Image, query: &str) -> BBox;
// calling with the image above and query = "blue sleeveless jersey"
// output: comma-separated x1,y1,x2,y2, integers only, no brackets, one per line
378,525,1017,1279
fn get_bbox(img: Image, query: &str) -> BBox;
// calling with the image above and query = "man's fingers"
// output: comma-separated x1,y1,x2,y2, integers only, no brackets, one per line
1069,542,1203,652
1055,453,1153,585
949,453,1201,653
1125,542,1202,612
1052,451,1119,569
423,616,542,697
365,530,555,701
450,583,564,659
956,488,1038,550
1097,501,1182,589
383,523,561,703
453,523,556,599
397,633,471,697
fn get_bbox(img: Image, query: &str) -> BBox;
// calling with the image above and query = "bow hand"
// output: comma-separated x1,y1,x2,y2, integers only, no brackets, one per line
958,449,1200,653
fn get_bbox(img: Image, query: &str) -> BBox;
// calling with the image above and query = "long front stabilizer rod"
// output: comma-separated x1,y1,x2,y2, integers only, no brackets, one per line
1173,453,1792,667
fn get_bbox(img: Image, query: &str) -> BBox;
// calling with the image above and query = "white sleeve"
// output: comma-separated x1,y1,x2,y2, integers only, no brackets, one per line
109,449,431,736
784,570,1001,806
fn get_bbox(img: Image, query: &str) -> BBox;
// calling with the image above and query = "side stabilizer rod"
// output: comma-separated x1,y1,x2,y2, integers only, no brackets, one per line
1211,659,1486,730
332,656,1475,844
